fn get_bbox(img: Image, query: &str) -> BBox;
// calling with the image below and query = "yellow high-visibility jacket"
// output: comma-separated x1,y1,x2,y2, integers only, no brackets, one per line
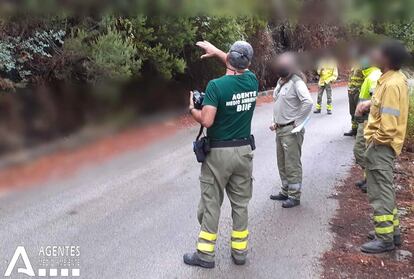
317,60,338,86
364,70,409,156
359,67,382,101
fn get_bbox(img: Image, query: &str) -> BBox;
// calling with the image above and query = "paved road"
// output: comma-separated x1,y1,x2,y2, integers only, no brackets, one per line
0,87,355,279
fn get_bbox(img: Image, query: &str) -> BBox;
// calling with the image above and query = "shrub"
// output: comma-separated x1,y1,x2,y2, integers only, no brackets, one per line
407,87,414,140
89,27,141,82
0,29,65,88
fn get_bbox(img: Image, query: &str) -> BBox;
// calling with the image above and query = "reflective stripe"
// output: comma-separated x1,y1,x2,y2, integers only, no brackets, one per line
381,107,400,116
375,226,394,235
199,231,217,241
327,104,333,110
289,183,302,191
197,243,215,252
374,215,394,222
232,230,249,239
316,104,321,109
394,219,400,227
393,208,398,215
231,241,248,250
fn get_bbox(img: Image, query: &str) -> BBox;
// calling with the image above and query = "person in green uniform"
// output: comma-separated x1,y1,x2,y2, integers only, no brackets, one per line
344,65,364,136
184,41,258,268
269,53,313,208
353,57,382,193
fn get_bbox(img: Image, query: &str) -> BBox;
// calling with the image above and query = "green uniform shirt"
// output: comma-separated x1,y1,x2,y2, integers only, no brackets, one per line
203,70,259,141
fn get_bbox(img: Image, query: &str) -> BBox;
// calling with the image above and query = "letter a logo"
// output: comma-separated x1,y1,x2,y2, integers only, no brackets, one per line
4,246,35,277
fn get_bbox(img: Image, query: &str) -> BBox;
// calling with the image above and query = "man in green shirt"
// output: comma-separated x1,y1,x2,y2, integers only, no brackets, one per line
184,41,258,268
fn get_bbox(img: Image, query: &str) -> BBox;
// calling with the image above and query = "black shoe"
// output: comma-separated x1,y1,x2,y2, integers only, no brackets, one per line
355,179,367,188
327,110,332,115
367,231,402,246
183,252,215,269
344,129,357,136
270,193,288,201
282,198,300,208
361,239,395,254
231,255,246,266
313,109,321,114
360,183,367,193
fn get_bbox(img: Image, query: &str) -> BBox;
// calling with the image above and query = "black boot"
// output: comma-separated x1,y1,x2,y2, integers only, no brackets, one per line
367,231,402,246
270,193,288,201
355,179,367,188
282,198,300,208
344,129,357,136
361,239,395,253
327,110,333,115
183,252,215,269
313,109,321,114
359,183,367,193
231,255,246,266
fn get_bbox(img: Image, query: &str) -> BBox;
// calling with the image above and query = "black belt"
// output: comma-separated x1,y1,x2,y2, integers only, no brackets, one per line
210,138,252,149
276,121,294,128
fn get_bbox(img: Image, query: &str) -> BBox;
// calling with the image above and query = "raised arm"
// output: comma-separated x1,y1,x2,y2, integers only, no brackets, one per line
196,41,227,65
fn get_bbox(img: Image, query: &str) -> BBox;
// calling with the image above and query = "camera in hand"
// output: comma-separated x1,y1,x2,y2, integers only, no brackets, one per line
193,90,205,110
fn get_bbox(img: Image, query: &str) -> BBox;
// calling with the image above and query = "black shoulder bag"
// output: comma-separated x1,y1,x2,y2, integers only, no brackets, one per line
193,125,210,163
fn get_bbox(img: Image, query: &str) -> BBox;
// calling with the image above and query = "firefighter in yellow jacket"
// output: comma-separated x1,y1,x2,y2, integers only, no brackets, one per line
314,57,338,115
356,41,409,253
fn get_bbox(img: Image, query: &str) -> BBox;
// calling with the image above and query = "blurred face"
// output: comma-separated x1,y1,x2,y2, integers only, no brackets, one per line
359,55,371,70
275,53,294,78
371,47,386,70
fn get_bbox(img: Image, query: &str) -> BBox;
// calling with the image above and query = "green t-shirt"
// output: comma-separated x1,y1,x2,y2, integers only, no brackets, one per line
203,70,259,141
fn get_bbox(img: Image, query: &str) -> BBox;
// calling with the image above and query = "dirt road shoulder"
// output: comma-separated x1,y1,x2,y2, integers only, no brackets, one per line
322,150,414,278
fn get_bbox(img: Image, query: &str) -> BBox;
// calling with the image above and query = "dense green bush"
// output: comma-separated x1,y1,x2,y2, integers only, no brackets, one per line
59,16,255,85
90,27,140,81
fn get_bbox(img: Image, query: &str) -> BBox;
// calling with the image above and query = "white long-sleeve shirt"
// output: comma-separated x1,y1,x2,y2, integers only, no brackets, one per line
272,75,313,126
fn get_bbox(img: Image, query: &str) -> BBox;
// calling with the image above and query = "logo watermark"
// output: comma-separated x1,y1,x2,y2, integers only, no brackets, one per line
5,245,80,277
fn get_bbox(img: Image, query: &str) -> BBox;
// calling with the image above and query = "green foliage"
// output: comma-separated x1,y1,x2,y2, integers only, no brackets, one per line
384,21,414,52
0,29,65,86
130,16,196,79
408,87,414,139
60,15,258,83
90,27,141,81
195,16,247,51
0,41,15,71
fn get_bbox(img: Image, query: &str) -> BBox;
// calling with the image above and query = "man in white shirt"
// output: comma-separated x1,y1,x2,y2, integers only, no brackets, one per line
269,53,313,208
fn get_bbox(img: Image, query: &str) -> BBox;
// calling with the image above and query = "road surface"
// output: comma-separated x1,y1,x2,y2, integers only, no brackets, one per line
0,87,355,279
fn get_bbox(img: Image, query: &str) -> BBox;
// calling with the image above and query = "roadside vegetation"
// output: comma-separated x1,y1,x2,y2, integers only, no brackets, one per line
407,87,414,140
0,0,413,155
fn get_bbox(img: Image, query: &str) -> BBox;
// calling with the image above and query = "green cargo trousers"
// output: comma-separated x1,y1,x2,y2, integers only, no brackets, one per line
365,144,400,242
196,145,253,262
354,122,367,169
276,125,304,200
316,83,333,111
348,92,360,130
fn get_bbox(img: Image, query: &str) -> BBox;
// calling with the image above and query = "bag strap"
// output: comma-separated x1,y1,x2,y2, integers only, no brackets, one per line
196,125,204,141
